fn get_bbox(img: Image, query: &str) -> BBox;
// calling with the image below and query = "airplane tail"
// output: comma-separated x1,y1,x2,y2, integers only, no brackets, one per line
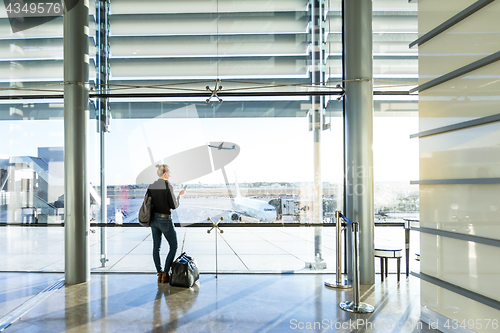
234,173,242,198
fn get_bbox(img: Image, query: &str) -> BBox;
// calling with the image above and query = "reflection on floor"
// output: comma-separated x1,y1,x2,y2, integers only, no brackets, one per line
0,272,438,333
1,225,425,331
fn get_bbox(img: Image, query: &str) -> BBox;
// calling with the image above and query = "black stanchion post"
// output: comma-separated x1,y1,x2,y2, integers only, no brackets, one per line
404,219,410,277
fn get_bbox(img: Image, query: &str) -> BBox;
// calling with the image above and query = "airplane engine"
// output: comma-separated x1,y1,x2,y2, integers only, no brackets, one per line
230,212,241,222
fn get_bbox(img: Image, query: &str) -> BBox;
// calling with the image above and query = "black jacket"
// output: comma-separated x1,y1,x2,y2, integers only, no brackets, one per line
147,179,179,215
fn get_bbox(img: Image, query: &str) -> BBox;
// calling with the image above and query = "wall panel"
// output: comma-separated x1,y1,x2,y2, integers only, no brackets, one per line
421,280,500,333
418,0,500,329
419,184,500,239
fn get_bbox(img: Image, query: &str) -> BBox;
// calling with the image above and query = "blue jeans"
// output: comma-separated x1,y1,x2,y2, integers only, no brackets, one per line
150,213,178,274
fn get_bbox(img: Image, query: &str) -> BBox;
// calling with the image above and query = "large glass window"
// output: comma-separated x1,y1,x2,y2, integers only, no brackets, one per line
0,0,419,273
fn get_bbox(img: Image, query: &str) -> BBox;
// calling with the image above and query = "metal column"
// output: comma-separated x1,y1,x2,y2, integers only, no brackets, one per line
64,0,90,284
343,0,375,285
311,0,326,269
96,0,110,268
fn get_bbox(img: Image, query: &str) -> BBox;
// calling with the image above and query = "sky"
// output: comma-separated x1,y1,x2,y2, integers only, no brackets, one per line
0,105,419,186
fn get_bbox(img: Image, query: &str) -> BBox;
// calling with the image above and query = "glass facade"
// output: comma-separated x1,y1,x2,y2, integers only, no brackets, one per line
0,0,419,273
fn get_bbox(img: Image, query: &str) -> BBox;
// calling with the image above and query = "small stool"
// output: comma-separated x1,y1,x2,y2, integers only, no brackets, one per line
375,247,402,282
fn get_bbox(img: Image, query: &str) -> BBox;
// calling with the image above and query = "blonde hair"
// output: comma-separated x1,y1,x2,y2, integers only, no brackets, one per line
156,164,170,177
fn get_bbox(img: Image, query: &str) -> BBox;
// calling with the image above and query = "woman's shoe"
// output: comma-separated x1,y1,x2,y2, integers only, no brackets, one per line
157,272,169,283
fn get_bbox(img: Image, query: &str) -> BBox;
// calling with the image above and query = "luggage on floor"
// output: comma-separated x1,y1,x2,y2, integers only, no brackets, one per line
170,252,199,288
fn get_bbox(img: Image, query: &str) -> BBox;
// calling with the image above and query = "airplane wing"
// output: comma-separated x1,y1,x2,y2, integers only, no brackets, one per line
181,204,249,216
172,204,258,226
118,195,264,226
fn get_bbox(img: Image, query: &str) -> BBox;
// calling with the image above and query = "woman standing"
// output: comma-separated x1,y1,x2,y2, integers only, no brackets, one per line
147,164,186,283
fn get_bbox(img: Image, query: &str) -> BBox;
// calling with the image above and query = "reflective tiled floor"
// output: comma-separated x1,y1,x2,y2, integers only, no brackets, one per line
1,272,438,333
0,226,419,274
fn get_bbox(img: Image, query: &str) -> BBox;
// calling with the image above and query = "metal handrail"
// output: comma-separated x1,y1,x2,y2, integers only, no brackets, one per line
0,221,407,228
